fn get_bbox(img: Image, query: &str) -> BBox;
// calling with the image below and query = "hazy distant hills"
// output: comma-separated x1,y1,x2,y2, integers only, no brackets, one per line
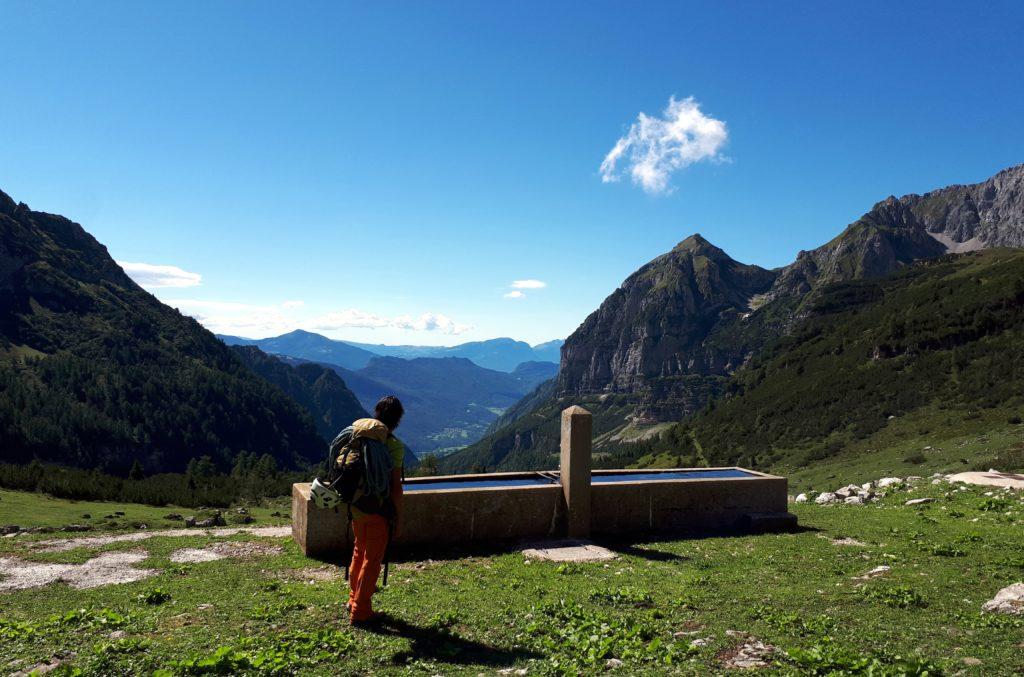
281,355,557,456
220,329,377,370
219,331,563,373
443,164,1024,474
346,337,563,372
0,189,327,475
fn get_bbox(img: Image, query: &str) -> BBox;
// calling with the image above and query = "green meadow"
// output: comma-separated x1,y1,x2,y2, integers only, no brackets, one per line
1,481,1022,675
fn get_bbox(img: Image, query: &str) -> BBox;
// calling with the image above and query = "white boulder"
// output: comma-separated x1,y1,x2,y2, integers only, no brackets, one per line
982,583,1024,615
815,492,838,505
877,477,903,488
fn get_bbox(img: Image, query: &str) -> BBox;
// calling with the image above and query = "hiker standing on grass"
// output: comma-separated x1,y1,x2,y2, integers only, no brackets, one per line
347,395,405,625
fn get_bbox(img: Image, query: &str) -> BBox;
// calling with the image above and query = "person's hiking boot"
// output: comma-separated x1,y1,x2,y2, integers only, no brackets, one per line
349,611,383,627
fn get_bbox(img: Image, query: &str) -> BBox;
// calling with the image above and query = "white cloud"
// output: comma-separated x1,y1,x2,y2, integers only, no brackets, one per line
504,290,526,299
118,261,202,288
164,299,472,337
599,96,728,195
511,279,547,289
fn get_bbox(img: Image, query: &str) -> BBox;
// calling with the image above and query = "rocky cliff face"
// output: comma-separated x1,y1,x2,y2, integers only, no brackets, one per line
557,164,1024,423
557,234,777,420
903,164,1024,249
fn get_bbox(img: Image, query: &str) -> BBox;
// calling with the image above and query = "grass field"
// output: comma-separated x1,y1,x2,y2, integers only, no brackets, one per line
0,489,291,531
1,480,1022,675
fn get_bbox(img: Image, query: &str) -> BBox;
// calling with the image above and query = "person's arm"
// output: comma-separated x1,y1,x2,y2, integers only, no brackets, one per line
389,467,404,535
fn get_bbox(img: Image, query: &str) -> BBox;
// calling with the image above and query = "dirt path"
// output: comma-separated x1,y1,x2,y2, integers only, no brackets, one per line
26,525,291,552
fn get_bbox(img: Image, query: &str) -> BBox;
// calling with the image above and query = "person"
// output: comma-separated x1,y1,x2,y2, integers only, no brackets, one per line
347,395,405,625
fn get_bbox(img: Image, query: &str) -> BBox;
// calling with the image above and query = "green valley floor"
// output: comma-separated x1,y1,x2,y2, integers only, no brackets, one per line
0,481,1022,675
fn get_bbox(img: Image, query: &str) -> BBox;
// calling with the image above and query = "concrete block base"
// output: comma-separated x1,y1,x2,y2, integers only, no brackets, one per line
291,483,350,558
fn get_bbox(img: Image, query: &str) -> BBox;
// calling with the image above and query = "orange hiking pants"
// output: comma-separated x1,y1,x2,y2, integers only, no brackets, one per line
348,514,390,622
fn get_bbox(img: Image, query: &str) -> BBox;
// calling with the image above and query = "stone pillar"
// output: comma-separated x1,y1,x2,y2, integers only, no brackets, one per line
560,405,592,538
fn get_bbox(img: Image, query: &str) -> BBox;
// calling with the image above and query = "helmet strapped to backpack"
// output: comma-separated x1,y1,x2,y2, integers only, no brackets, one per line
309,477,341,510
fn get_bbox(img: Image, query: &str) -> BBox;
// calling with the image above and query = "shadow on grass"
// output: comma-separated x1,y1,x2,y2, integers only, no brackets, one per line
361,613,542,667
307,522,821,567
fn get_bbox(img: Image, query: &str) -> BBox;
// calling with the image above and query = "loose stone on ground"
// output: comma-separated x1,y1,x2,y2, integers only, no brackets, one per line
520,540,617,562
982,583,1024,615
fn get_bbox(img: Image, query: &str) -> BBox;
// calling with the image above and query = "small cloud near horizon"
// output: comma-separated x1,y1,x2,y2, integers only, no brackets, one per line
504,279,547,299
511,279,546,289
118,261,201,288
164,298,472,337
600,95,728,195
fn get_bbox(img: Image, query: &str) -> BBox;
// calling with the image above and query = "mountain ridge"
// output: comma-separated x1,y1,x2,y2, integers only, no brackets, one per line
442,164,1024,473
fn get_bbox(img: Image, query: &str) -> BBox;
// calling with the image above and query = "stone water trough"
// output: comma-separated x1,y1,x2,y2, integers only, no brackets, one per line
292,406,796,556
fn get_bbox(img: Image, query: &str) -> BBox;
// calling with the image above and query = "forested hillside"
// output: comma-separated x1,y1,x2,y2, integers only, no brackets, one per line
0,190,324,475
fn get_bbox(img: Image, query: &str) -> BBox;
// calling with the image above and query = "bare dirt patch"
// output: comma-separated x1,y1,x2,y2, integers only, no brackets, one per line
168,540,283,564
0,551,155,592
28,526,290,553
276,566,342,583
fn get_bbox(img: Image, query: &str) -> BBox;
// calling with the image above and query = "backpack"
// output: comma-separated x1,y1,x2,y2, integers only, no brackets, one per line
324,419,396,518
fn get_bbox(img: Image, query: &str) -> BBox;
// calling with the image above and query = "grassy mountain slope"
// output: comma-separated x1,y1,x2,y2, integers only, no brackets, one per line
0,190,324,475
635,249,1024,479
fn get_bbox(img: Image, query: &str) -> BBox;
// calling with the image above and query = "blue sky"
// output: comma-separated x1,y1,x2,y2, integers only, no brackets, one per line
3,1,1023,345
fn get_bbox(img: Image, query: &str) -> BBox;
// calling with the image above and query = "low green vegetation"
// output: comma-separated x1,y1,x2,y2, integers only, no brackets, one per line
1,482,1022,674
0,489,290,531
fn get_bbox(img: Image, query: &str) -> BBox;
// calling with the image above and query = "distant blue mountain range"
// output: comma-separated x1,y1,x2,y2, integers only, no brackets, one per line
218,330,562,372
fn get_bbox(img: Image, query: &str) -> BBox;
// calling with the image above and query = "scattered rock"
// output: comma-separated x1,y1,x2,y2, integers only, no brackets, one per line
195,512,227,528
844,496,865,505
794,493,809,503
197,603,214,610
835,485,861,499
10,655,72,677
108,630,128,640
829,536,867,546
164,513,183,521
717,638,778,670
905,498,935,506
690,637,711,648
878,477,903,488
982,583,1024,615
861,482,875,491
184,516,197,527
521,540,617,562
61,524,92,532
815,492,838,505
1,525,21,535
906,476,923,483
963,657,983,666
854,565,891,580
605,658,624,669
235,507,249,515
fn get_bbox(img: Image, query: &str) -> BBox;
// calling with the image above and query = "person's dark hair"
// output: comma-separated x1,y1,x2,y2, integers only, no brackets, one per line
374,395,404,431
